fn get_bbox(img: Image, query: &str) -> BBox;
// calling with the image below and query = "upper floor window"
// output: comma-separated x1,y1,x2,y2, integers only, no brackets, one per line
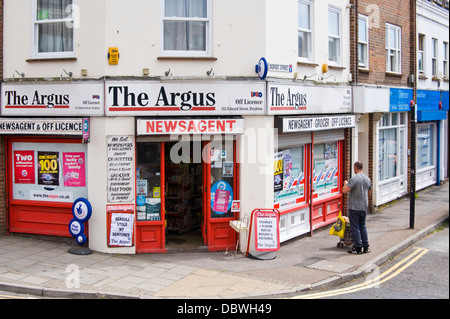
431,38,438,77
444,42,449,79
298,0,312,61
328,6,341,65
418,34,426,74
386,23,401,73
34,0,75,58
358,14,369,69
162,0,211,57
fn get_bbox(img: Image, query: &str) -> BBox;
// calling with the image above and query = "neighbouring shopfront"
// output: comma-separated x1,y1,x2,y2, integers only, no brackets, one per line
1,80,103,237
268,83,354,242
375,88,412,206
415,89,449,190
104,80,265,253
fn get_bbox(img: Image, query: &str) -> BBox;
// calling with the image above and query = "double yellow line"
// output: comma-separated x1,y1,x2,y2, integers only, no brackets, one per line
291,247,429,299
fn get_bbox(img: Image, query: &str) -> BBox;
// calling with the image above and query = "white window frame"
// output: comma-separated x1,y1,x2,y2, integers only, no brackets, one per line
385,23,402,74
161,0,212,58
358,14,369,69
298,0,313,62
418,34,426,74
431,38,438,77
328,6,341,65
444,41,449,79
32,0,76,59
378,112,407,182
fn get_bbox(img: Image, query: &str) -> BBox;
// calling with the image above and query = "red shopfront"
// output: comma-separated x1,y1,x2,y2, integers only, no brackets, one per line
134,118,243,253
275,114,355,240
2,119,89,237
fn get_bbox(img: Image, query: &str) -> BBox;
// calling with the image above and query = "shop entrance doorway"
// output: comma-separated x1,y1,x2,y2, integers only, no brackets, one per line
164,141,204,251
135,137,238,253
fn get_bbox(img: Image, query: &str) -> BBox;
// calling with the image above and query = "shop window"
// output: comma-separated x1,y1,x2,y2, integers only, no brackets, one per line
34,0,75,58
210,137,236,219
312,142,339,198
136,143,162,222
274,146,305,210
163,0,211,57
379,128,397,181
12,141,87,202
417,124,435,170
378,112,408,181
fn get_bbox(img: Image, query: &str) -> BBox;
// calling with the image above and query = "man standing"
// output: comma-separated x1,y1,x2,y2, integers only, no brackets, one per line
343,161,372,255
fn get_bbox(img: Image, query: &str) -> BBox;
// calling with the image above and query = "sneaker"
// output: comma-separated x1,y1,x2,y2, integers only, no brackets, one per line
363,247,371,254
348,247,362,255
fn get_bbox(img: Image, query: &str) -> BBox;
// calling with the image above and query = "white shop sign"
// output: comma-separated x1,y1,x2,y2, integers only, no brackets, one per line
107,136,135,203
1,82,104,116
137,118,245,135
268,83,352,115
281,114,356,133
106,81,266,116
0,118,84,135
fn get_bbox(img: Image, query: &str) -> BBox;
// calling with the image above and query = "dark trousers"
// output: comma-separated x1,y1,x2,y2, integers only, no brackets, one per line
349,209,369,249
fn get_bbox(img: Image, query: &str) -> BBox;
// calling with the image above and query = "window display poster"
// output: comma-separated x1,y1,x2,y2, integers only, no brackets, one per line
109,212,134,247
63,153,86,187
211,181,234,214
213,188,230,213
274,152,284,192
38,152,60,186
14,150,35,184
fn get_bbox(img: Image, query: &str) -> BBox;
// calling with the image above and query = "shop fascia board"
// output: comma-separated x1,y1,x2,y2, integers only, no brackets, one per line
352,84,390,114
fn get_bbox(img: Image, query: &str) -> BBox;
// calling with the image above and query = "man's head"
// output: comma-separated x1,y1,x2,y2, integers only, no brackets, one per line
354,161,363,173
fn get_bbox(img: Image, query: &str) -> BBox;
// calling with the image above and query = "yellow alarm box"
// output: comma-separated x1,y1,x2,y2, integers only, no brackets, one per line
108,47,119,65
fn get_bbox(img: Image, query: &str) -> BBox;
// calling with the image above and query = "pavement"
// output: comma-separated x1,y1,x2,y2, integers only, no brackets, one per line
0,182,448,299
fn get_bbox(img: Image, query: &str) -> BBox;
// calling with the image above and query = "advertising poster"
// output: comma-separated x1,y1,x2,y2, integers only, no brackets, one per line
211,181,233,214
63,152,86,187
38,152,60,186
107,136,135,203
274,152,284,192
213,188,230,214
255,210,280,252
109,213,134,247
14,150,35,184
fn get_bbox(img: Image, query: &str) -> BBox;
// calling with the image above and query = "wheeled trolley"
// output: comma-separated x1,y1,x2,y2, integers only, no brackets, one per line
337,226,352,248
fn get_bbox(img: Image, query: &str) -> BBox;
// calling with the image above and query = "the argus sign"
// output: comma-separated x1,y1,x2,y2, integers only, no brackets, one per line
254,210,280,252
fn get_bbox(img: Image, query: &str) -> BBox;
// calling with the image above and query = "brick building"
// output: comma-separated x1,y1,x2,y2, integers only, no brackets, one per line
351,0,416,211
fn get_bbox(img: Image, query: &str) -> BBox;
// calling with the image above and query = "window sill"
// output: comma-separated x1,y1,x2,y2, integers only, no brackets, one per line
27,57,77,63
358,68,370,73
157,56,217,61
328,65,346,70
385,72,403,77
297,61,319,67
418,74,428,80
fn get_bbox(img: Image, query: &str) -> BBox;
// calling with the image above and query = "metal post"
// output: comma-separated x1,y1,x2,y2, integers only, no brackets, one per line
410,101,416,229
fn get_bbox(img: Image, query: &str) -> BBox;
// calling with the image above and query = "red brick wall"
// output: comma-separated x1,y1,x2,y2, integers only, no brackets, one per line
356,0,413,87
